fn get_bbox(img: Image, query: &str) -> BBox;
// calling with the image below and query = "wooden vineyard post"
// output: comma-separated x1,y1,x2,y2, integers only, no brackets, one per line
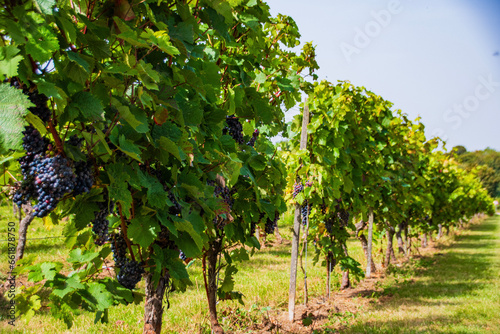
288,102,310,322
366,208,374,278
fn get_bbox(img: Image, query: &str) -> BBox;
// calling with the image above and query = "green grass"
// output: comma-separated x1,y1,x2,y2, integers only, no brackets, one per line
2,203,499,334
341,215,500,334
0,203,372,334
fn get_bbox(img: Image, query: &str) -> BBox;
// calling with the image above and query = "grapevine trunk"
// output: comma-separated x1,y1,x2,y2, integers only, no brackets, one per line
15,203,35,263
385,228,395,267
203,240,224,334
143,272,169,334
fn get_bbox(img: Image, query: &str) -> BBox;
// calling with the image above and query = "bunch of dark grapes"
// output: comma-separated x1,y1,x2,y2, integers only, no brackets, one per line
66,135,83,147
110,232,128,268
337,209,350,227
8,79,51,122
92,201,114,246
324,216,334,235
223,116,244,144
26,89,51,123
305,180,313,188
246,129,260,147
264,212,280,235
32,155,76,217
292,182,303,198
209,180,234,229
21,126,50,156
73,160,94,196
301,202,310,226
13,177,35,207
116,259,145,290
13,127,48,207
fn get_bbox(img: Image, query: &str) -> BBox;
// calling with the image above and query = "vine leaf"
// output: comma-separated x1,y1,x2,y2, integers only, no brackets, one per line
85,282,114,311
68,92,104,121
0,83,32,153
128,216,160,248
0,45,23,77
34,0,56,14
107,163,133,216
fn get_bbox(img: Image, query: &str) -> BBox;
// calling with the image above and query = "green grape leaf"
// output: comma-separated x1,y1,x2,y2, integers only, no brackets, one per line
85,282,114,311
107,163,133,217
118,135,143,162
68,91,104,121
128,216,160,248
0,84,32,152
0,45,23,77
34,0,56,14
67,249,100,264
52,276,85,299
158,136,181,162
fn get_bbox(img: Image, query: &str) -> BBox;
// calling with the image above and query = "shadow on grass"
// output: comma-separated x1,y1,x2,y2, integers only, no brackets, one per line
337,218,499,334
0,240,64,255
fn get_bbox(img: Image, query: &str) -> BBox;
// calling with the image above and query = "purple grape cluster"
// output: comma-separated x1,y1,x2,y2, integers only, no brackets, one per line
179,250,187,261
14,125,94,216
26,89,51,123
73,160,94,196
325,216,334,235
21,126,50,156
111,232,128,268
246,129,260,147
31,155,76,217
8,78,51,123
209,181,234,229
66,135,83,147
337,208,350,227
264,212,280,234
301,203,310,226
12,177,35,207
292,182,303,198
92,201,114,246
223,116,244,144
117,259,145,290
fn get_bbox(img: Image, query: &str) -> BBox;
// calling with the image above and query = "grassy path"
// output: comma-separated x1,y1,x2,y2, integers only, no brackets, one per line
342,216,500,334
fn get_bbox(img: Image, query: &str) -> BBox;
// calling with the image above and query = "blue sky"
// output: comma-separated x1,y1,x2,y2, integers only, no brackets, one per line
266,0,500,151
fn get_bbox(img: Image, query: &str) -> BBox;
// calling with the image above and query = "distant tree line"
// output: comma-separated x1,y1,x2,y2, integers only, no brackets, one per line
452,146,500,198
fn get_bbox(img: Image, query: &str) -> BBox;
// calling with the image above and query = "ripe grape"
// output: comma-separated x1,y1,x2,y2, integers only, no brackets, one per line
292,182,303,198
66,135,83,148
208,180,234,229
337,208,350,227
8,79,51,122
32,155,76,217
301,202,310,226
22,126,49,156
223,116,244,144
264,212,280,234
246,129,260,147
117,259,145,290
73,160,94,196
92,201,114,246
324,217,334,235
110,232,128,268
26,89,51,123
